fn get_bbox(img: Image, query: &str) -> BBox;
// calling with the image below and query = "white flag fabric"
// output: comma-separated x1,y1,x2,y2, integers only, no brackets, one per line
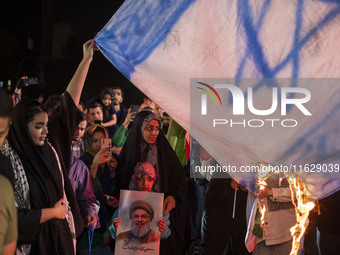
95,0,340,200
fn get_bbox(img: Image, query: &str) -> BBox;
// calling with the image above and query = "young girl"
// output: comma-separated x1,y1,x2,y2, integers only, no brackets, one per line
99,87,117,130
109,162,171,240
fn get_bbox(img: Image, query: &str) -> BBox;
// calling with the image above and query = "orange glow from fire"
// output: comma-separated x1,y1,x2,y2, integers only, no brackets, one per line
256,163,314,255
288,178,315,255
260,204,266,228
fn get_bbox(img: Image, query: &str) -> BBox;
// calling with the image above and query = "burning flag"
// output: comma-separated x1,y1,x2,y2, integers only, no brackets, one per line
95,1,340,252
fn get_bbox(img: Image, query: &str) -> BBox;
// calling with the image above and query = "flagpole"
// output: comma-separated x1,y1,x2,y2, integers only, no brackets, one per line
232,187,237,218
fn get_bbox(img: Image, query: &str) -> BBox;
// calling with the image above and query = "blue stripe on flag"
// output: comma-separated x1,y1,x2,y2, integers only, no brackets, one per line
95,0,196,79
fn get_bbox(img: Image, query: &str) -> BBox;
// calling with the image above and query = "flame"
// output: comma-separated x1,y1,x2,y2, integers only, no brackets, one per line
258,180,267,190
288,178,315,255
256,164,269,239
256,163,315,255
257,176,267,235
260,204,266,228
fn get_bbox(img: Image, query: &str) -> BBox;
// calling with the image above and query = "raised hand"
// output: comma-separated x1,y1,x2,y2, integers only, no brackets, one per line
92,147,112,165
82,40,99,62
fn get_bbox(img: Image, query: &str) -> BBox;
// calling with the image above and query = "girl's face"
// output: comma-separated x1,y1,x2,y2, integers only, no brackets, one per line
102,93,112,107
136,174,155,192
91,131,105,154
142,120,159,144
27,112,48,146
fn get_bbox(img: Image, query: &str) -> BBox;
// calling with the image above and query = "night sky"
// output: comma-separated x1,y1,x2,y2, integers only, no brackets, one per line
0,0,143,107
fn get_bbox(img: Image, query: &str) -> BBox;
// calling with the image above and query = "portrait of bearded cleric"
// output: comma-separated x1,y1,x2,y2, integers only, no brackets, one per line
117,200,160,245
115,190,164,255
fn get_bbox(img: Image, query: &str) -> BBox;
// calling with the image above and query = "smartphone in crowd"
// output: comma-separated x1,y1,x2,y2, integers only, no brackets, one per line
94,120,102,125
101,138,112,149
104,194,119,206
23,77,39,85
130,104,139,115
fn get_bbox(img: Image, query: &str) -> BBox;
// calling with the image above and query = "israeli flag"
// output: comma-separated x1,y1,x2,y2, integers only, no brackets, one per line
95,0,340,200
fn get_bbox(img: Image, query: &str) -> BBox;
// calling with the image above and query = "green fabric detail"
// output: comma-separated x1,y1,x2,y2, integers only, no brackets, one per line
112,125,128,147
90,174,102,193
252,205,263,238
166,119,187,166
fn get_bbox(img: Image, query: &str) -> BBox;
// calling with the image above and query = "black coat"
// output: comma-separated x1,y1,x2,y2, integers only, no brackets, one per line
114,110,187,255
9,92,84,254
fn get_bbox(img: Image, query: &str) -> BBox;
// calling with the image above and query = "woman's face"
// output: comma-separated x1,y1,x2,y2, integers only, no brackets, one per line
136,174,155,192
27,112,48,146
142,119,159,144
91,131,105,154
102,93,112,107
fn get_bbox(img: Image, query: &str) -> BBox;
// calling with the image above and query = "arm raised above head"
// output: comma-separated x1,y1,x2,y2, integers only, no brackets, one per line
66,40,98,106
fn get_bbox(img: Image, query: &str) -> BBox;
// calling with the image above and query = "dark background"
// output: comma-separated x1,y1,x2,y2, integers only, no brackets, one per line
0,0,143,106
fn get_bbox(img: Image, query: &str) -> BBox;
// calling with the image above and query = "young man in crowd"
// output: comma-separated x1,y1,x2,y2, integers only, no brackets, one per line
86,102,104,126
71,113,87,158
112,86,128,132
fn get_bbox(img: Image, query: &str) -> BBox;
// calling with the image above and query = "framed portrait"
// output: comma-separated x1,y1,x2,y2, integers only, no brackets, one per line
115,190,164,255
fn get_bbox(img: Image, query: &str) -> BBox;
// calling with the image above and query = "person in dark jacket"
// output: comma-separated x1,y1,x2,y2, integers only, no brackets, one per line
192,145,250,255
316,189,340,254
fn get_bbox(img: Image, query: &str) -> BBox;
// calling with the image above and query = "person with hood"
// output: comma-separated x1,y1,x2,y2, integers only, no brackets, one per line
7,40,97,254
114,110,187,254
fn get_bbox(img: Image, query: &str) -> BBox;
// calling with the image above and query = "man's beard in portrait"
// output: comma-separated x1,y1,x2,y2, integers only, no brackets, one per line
130,221,151,238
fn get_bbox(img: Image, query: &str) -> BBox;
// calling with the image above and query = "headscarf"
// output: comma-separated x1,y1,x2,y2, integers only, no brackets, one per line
8,92,84,254
129,162,156,190
100,87,115,122
0,88,13,117
83,124,108,156
81,124,113,233
140,112,160,137
115,111,160,191
8,100,56,205
114,110,187,254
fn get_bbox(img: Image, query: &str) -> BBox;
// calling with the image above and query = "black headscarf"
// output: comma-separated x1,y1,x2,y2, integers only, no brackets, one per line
114,110,187,254
100,87,114,122
0,89,14,186
8,92,84,254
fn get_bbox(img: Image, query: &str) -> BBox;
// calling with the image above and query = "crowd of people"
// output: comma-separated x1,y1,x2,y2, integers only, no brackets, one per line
0,40,339,255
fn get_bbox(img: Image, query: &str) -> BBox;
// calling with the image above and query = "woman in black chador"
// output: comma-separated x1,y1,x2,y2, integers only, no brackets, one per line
8,40,96,254
114,110,187,255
